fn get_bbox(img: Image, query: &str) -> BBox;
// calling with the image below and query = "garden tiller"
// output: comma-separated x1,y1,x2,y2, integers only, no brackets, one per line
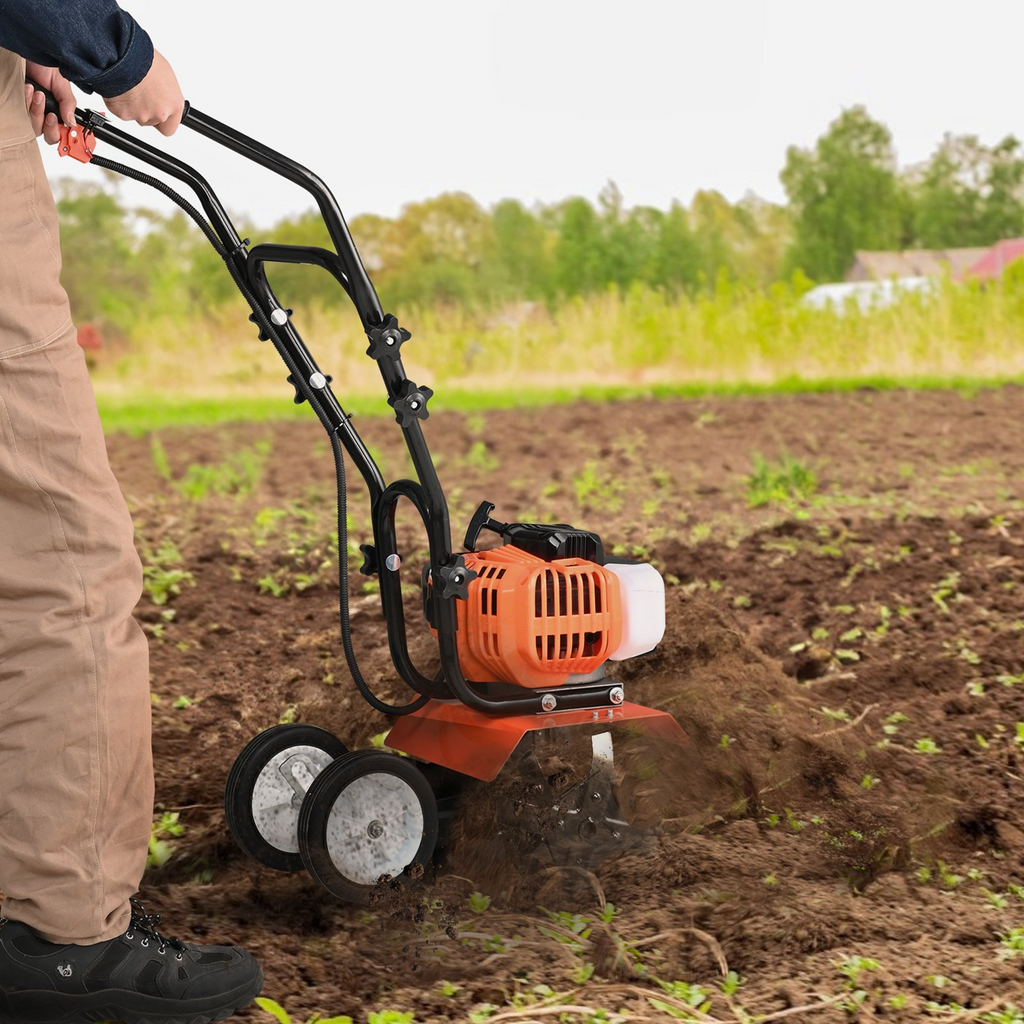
32,82,688,901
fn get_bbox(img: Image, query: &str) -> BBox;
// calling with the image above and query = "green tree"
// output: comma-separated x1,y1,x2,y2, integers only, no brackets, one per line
553,196,606,295
781,105,906,281
56,178,145,328
911,133,1024,247
488,198,551,299
651,201,702,293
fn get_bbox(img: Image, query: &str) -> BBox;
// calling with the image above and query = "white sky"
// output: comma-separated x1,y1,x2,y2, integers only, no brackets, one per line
51,0,1024,228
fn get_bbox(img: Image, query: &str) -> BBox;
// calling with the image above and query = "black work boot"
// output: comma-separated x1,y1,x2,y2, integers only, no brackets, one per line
0,898,263,1024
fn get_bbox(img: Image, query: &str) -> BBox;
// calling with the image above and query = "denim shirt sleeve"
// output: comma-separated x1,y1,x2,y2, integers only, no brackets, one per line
0,0,154,97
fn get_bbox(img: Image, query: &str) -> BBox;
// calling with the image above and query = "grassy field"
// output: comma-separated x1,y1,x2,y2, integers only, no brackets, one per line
92,275,1024,432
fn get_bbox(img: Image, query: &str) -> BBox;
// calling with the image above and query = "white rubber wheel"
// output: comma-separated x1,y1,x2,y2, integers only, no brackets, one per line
298,750,438,901
225,724,347,871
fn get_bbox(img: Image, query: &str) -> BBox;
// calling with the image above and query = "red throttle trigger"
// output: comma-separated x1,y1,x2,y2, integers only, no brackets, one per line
58,123,94,163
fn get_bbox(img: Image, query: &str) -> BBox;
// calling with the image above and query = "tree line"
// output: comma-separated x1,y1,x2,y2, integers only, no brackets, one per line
56,105,1024,330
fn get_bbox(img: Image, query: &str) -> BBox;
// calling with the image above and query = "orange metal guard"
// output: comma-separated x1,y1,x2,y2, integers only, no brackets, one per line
385,700,690,782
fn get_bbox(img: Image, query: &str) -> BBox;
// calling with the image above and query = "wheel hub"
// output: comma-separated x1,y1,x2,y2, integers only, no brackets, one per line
324,772,425,886
251,745,334,854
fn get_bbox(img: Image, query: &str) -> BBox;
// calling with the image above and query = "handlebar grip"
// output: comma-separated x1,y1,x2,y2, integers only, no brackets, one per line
25,78,63,120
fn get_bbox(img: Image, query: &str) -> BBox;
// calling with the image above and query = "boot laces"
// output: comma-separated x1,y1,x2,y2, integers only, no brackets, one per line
128,898,185,956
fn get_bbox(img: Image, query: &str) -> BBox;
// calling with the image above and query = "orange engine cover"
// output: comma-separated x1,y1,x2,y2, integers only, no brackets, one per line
439,546,623,690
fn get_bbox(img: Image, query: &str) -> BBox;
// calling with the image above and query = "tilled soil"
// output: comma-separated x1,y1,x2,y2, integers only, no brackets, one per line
12,387,1024,1021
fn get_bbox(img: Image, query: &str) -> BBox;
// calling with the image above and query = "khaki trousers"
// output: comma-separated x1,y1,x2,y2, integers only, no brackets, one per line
0,48,153,944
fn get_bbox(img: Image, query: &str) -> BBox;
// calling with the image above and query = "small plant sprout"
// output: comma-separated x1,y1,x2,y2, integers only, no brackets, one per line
571,962,595,984
883,712,909,736
147,812,185,869
999,928,1024,958
467,892,491,914
938,863,964,890
256,999,354,1024
860,774,880,789
821,706,851,723
438,981,459,998
746,453,818,508
649,981,713,1019
837,955,880,1013
983,889,1009,910
967,680,986,697
913,738,942,755
720,970,744,996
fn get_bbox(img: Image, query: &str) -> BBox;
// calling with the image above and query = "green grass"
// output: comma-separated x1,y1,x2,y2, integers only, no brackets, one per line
88,273,1024,433
96,373,1024,434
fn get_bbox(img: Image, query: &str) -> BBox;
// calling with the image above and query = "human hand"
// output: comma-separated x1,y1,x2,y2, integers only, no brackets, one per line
24,63,77,145
104,50,184,136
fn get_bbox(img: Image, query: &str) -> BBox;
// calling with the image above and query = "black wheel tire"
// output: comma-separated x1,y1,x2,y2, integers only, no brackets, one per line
224,724,348,872
298,750,439,902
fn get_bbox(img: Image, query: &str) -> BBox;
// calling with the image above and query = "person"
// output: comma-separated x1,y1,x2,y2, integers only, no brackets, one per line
0,4,263,1022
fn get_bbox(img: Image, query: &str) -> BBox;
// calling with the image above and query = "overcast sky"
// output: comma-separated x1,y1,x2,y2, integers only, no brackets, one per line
51,0,1024,228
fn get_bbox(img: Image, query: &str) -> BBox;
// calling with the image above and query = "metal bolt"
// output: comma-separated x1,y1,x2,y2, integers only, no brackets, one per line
367,820,384,839
385,553,402,571
270,308,289,326
452,573,463,585
591,792,602,802
386,331,397,346
70,130,78,138
541,693,557,712
609,686,624,705
409,399,420,410
309,372,327,390
592,710,600,720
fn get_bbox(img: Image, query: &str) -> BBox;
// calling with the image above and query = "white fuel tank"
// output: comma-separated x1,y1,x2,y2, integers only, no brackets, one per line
606,561,666,661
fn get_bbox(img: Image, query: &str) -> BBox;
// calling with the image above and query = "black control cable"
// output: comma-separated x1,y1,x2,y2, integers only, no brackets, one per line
89,152,428,716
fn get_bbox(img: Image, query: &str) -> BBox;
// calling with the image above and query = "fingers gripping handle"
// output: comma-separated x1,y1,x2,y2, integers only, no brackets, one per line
25,78,94,162
25,78,62,119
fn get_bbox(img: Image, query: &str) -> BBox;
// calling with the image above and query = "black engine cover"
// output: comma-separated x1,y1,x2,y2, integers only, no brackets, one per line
503,523,605,563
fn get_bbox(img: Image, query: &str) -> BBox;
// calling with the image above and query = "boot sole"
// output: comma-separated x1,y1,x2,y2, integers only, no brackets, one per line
0,964,263,1024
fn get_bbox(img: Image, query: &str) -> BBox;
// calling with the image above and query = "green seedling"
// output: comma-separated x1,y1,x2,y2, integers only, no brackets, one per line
573,462,624,511
648,980,712,1020
981,1006,1024,1024
883,711,909,736
983,889,1009,909
148,812,185,869
142,541,194,607
999,928,1024,958
746,453,818,508
931,572,962,614
913,738,941,755
467,892,491,914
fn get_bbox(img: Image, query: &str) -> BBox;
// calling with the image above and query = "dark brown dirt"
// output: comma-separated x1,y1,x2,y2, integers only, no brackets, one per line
8,386,1024,1022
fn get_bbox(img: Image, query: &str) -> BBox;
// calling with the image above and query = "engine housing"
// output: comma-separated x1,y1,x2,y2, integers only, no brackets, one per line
433,545,665,690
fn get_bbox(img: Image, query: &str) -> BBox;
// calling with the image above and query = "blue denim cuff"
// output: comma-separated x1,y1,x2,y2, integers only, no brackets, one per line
77,19,153,97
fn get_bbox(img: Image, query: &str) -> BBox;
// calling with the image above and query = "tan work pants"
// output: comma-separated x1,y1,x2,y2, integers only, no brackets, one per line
0,48,153,944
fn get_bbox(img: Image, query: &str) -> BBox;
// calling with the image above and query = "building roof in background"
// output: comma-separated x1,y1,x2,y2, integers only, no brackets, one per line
847,248,988,282
967,238,1024,280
